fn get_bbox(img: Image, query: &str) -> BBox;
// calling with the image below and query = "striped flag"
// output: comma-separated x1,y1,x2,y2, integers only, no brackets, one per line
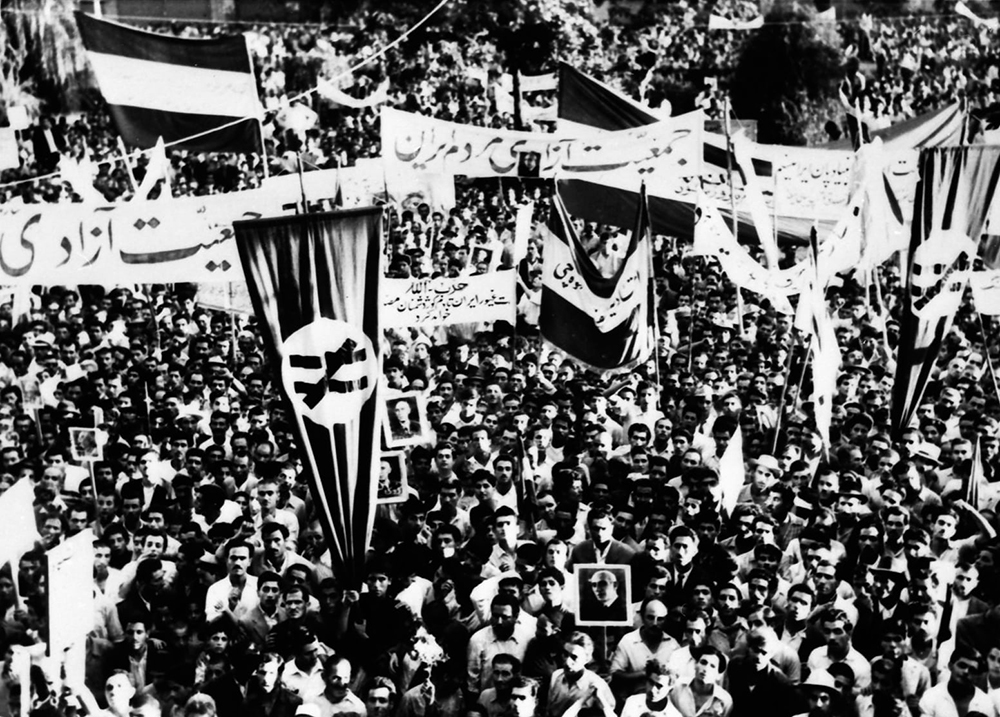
891,148,1000,436
540,187,654,371
75,13,263,153
234,209,382,586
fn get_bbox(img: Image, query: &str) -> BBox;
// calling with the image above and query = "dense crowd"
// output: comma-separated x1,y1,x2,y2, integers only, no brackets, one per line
3,4,1000,717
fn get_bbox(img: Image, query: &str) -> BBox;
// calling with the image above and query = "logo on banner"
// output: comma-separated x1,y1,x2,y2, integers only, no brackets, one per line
282,318,376,427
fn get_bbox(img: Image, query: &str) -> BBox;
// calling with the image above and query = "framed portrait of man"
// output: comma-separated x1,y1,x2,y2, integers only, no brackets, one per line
574,563,633,627
377,452,408,504
382,391,428,448
69,427,103,462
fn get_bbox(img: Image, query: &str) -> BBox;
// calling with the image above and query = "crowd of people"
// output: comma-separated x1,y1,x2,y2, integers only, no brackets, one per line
4,3,1000,717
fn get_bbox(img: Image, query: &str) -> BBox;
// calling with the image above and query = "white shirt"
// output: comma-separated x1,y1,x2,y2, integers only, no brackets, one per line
806,646,871,690
919,682,997,717
621,694,683,717
205,575,259,622
610,629,681,675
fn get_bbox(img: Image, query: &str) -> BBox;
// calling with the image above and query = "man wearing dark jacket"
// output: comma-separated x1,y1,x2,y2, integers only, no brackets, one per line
243,652,302,717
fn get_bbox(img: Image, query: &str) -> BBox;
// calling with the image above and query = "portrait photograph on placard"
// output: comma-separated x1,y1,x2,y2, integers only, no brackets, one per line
377,451,408,504
69,427,103,462
574,563,633,627
382,391,428,448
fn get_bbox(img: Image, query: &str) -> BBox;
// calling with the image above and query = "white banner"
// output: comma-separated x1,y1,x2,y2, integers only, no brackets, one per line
708,14,764,30
0,172,344,285
317,78,390,109
382,272,516,327
970,270,1000,314
48,530,95,679
519,71,558,93
381,107,702,177
340,159,456,211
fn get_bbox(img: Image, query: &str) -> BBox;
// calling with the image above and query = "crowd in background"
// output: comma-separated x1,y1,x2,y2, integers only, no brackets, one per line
3,4,1000,717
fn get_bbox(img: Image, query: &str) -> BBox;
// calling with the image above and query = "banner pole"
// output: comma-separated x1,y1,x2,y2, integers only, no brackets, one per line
978,312,1000,406
117,137,139,194
770,336,799,453
722,98,747,338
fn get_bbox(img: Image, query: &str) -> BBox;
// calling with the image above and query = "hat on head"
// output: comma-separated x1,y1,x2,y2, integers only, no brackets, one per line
753,455,782,476
801,669,839,696
754,542,782,560
911,443,941,465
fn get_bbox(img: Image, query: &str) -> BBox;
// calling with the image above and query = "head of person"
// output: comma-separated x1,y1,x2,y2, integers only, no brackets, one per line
588,569,619,607
562,632,594,675
949,646,984,689
323,656,352,702
363,677,397,717
253,653,283,693
490,593,520,640
691,645,726,685
508,677,539,717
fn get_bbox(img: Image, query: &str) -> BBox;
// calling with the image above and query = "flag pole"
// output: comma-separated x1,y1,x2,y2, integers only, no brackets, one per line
116,138,139,195
770,335,799,453
978,312,1000,406
643,184,664,413
723,98,747,336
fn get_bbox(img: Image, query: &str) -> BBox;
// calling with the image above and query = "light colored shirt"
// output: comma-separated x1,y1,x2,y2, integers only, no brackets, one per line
205,575,259,622
669,682,734,717
620,693,683,717
466,626,528,693
280,659,325,703
610,629,681,675
919,682,997,717
546,669,614,717
806,646,871,691
308,690,365,717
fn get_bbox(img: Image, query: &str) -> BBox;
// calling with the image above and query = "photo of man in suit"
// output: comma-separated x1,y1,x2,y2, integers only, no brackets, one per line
577,565,631,626
385,395,425,446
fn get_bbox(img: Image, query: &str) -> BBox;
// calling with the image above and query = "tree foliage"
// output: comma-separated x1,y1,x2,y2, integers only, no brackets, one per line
730,4,844,145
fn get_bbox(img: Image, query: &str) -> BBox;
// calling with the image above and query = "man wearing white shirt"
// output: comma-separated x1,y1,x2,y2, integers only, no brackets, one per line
205,539,259,622
806,608,871,691
919,646,997,717
610,598,679,700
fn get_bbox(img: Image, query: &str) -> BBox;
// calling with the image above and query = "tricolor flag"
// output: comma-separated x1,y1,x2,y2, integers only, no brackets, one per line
235,209,382,585
891,148,1000,436
75,13,263,153
540,187,654,371
557,62,660,135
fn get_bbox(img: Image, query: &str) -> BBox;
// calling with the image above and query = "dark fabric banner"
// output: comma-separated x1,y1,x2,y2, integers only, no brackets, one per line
235,209,383,586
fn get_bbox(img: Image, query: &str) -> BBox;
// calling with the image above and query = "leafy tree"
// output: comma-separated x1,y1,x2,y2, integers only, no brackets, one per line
730,4,844,145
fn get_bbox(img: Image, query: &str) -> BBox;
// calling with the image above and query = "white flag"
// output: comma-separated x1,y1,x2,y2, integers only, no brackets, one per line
0,479,39,571
719,428,745,516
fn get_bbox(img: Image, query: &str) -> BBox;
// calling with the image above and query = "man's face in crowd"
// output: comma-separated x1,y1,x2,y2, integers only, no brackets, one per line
227,546,250,578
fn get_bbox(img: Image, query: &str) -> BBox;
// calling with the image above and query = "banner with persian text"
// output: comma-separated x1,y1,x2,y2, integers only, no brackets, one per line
381,107,702,178
382,271,516,327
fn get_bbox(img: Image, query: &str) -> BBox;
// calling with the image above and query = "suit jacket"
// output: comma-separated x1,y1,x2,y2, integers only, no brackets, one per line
955,606,1000,658
242,684,302,717
725,657,802,717
569,539,636,569
942,596,991,643
105,641,173,684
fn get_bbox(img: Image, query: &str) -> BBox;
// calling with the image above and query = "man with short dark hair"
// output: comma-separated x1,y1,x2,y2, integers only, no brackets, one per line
806,609,871,691
205,539,258,621
918,646,993,717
